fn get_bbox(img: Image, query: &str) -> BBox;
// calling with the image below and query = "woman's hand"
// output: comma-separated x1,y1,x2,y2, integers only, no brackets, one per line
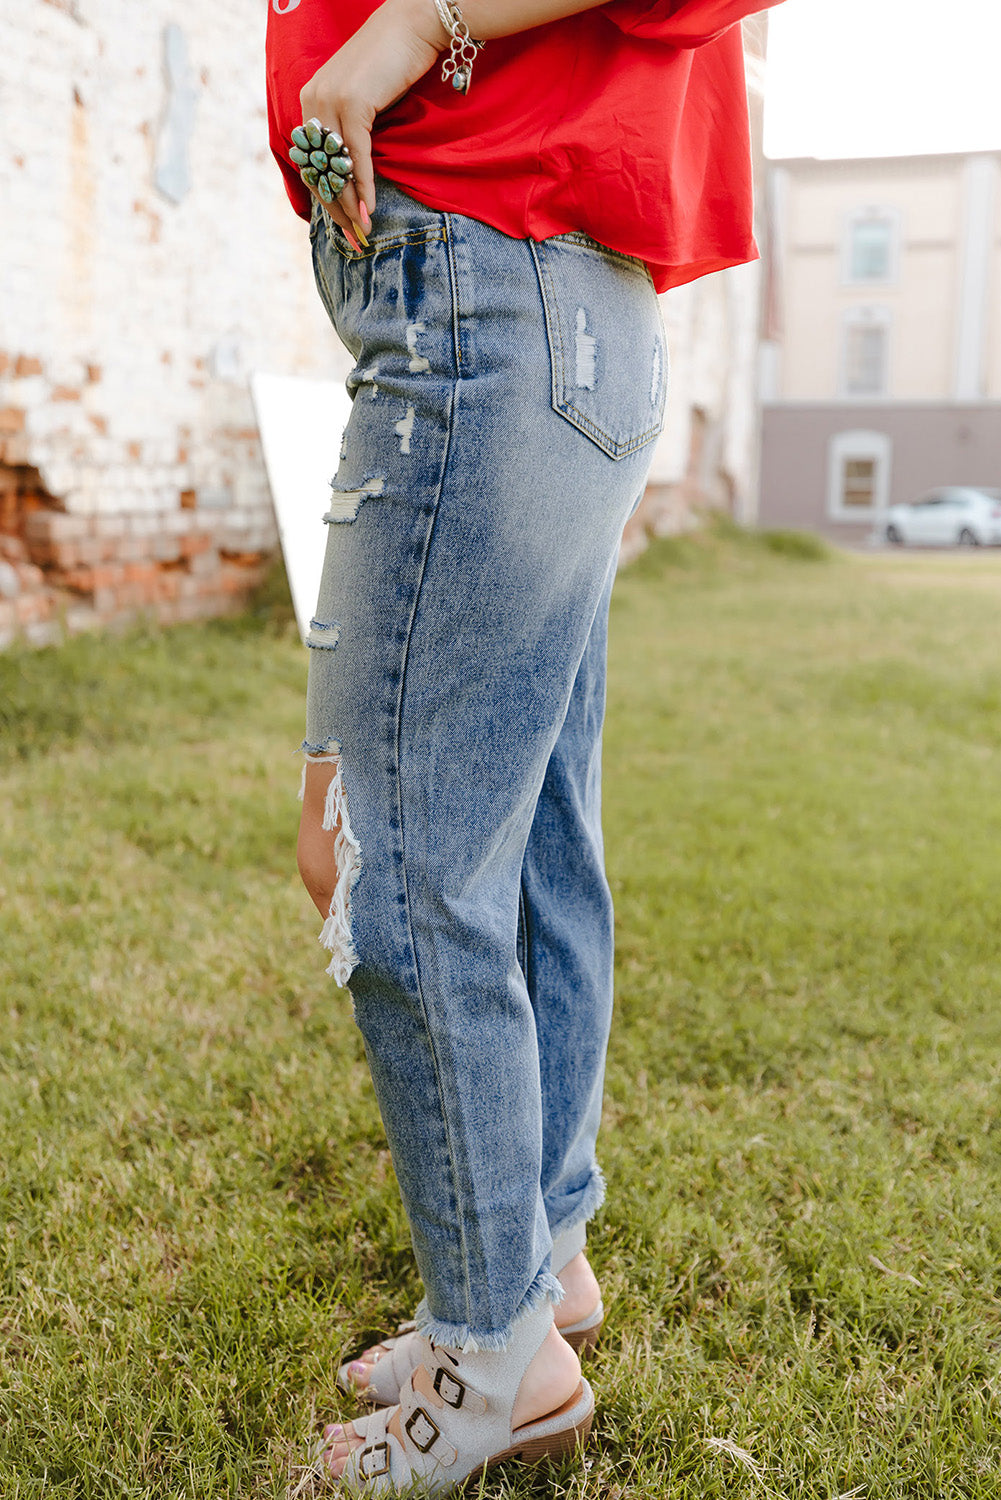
298,0,447,246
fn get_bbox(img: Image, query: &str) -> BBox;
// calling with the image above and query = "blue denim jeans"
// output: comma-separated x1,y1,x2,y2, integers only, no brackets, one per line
304,180,665,1349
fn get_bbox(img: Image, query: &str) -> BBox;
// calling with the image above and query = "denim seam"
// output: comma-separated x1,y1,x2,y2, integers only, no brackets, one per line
332,225,448,264
391,302,475,1326
529,240,663,459
443,216,462,371
518,878,534,997
546,230,655,283
312,235,338,326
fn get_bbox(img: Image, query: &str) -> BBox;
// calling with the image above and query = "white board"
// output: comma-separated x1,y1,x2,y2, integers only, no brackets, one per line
251,371,353,643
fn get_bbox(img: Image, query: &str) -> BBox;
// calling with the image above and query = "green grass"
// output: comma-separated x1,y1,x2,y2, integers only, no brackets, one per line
4,526,1001,1496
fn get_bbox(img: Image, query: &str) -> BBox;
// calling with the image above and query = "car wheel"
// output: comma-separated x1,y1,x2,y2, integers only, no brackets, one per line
958,527,981,546
886,524,903,545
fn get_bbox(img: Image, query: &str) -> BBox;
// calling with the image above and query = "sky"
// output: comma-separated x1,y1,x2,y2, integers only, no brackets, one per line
763,0,1001,160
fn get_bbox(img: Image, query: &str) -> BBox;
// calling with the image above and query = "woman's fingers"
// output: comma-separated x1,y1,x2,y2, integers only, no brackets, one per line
340,114,376,228
296,92,375,244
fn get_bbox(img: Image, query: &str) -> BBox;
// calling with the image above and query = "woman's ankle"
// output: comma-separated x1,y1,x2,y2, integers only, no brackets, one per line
512,1322,582,1429
554,1251,601,1327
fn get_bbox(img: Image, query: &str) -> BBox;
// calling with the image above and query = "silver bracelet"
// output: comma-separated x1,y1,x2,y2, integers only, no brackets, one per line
431,0,484,96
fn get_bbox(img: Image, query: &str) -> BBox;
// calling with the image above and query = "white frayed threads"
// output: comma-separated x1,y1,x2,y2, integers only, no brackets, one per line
405,322,431,373
395,405,416,454
303,750,361,987
574,307,596,389
324,476,385,523
359,364,380,399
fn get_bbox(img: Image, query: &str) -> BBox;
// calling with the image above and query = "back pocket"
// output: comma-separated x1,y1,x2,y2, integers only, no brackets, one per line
530,233,667,461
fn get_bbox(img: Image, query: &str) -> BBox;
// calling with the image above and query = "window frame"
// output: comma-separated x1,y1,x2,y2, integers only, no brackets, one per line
842,207,901,286
826,429,893,523
839,305,892,399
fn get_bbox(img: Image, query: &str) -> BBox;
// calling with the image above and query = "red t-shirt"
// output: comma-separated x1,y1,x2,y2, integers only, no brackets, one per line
266,1,779,294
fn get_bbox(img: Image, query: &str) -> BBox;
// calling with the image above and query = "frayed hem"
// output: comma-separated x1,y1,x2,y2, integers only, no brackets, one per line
414,1268,564,1353
548,1163,607,1269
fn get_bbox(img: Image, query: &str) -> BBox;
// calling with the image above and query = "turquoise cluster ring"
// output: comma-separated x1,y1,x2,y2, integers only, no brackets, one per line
289,119,354,205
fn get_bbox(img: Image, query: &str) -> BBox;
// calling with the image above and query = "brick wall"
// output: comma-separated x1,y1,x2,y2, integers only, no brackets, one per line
0,0,350,647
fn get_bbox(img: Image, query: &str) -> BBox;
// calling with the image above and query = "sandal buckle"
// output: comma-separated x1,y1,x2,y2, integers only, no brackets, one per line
433,1366,466,1409
404,1406,441,1454
359,1442,390,1478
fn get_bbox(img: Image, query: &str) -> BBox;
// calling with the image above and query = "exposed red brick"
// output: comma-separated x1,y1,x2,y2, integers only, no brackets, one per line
62,564,120,595
179,531,212,558
179,488,196,508
51,386,82,402
0,353,11,376
126,440,142,461
25,512,87,543
89,414,109,434
49,541,81,568
14,355,43,377
0,409,26,434
0,438,31,465
85,363,102,383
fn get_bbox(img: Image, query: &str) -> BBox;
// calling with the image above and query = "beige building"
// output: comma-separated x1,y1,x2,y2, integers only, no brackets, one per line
759,151,1001,543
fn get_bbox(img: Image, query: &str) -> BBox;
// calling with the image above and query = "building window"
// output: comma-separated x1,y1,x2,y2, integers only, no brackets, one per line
827,430,892,522
840,307,890,397
845,210,898,283
842,457,877,509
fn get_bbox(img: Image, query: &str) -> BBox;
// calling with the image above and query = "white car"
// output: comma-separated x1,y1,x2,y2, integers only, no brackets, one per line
884,486,1001,547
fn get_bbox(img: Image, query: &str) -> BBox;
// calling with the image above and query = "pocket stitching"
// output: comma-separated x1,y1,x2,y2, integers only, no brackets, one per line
531,240,665,460
331,223,448,263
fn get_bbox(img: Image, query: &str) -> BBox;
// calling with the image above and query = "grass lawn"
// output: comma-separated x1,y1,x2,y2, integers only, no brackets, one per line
3,526,1001,1497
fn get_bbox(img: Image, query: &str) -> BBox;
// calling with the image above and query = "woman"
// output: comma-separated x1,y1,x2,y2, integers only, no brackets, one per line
266,0,777,1489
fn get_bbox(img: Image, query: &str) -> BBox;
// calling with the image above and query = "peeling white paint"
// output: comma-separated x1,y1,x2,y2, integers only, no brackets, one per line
406,322,431,374
395,405,416,454
574,307,596,390
324,474,385,522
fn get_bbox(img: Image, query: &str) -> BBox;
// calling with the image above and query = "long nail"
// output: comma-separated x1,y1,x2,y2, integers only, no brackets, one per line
344,227,361,253
358,202,371,233
351,220,369,248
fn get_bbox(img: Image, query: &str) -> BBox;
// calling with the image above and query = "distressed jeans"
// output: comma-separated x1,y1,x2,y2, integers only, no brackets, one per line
303,180,665,1349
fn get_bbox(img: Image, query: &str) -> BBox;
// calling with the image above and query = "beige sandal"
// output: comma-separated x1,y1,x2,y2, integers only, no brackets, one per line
315,1307,593,1494
337,1294,603,1409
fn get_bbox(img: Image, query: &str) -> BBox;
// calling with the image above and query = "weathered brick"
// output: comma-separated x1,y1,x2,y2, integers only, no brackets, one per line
187,548,220,578
24,510,86,543
0,535,28,563
179,531,212,558
0,437,31,465
14,355,43,377
0,408,26,434
15,592,54,624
